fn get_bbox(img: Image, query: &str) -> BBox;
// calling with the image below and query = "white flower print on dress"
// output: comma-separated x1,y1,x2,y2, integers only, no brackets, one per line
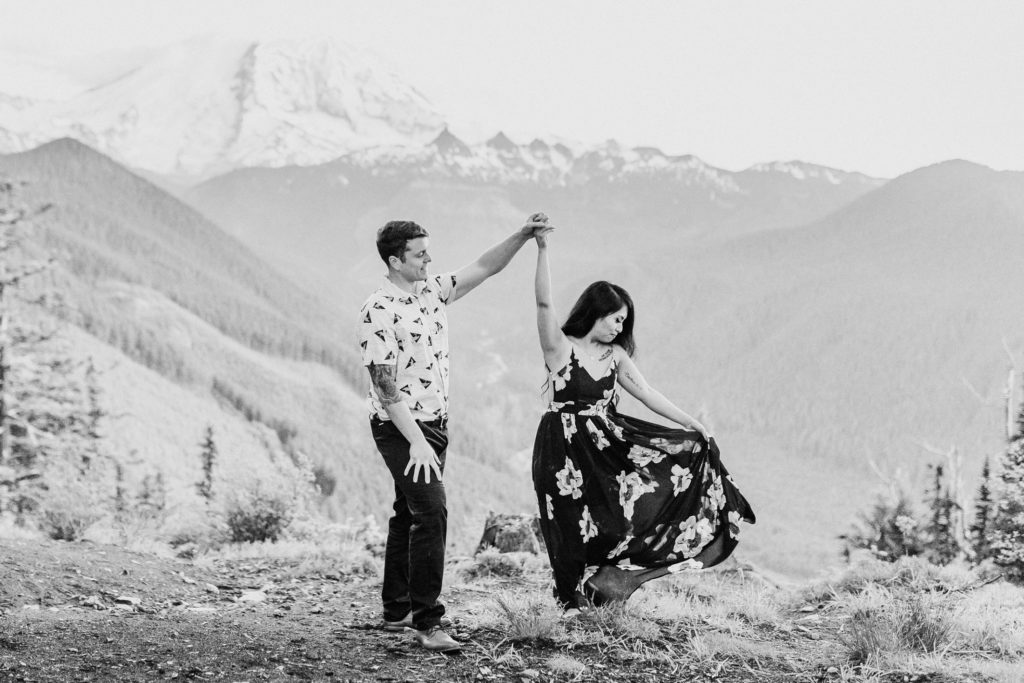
627,444,666,468
578,565,599,598
581,388,617,416
601,387,617,407
604,418,625,442
703,472,726,511
579,505,598,543
585,419,611,450
651,437,686,454
670,464,694,495
667,559,704,573
546,494,555,520
606,534,634,559
551,363,572,392
616,471,657,520
561,413,578,441
728,510,742,539
555,457,583,499
673,514,714,558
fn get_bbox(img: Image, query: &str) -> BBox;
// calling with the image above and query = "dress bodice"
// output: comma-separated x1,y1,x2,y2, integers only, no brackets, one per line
547,348,618,413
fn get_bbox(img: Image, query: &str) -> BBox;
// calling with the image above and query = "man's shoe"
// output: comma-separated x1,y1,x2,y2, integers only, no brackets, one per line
382,614,413,632
411,626,462,652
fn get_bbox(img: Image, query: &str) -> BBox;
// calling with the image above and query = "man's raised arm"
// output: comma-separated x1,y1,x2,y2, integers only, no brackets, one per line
449,213,551,303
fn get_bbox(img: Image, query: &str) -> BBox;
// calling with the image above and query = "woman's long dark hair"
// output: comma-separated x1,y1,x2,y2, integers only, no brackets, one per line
561,281,636,356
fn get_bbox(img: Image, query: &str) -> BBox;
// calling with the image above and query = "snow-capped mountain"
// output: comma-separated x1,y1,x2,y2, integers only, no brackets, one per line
327,128,879,199
0,37,445,178
0,36,885,197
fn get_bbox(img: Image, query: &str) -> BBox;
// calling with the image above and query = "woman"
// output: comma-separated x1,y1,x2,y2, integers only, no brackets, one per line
530,224,755,612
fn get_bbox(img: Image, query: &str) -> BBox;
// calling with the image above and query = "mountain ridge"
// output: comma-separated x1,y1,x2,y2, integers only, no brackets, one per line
0,37,446,179
0,37,889,189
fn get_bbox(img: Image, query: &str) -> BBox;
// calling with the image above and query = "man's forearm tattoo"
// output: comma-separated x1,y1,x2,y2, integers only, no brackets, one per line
368,363,402,406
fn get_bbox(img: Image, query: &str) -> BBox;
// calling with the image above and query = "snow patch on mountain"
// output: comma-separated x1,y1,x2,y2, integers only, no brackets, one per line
0,37,445,178
339,129,745,192
746,160,876,185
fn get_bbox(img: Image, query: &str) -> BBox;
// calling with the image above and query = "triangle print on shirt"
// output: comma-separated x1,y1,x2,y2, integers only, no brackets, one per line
356,272,458,421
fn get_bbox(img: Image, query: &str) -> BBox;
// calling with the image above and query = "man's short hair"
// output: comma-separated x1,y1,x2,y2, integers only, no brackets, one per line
376,221,429,264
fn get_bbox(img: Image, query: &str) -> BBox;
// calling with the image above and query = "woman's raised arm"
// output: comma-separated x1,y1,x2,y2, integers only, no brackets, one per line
534,229,570,370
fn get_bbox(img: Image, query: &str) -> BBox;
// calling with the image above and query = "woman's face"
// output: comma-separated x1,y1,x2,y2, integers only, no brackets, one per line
592,305,628,343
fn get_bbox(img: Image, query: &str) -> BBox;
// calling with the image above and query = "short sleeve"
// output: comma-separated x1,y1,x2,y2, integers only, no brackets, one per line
357,301,399,366
431,272,458,304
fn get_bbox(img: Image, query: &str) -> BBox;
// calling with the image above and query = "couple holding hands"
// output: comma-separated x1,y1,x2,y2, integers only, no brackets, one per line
357,213,754,652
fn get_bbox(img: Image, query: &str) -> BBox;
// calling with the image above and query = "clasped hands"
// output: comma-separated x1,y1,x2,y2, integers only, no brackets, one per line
523,212,555,245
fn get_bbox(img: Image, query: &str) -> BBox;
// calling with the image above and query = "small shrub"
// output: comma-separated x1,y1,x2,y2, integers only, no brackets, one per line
40,506,101,541
164,507,226,558
492,595,565,643
580,601,661,641
843,487,927,562
225,488,292,543
897,595,954,653
37,480,104,541
841,588,954,665
544,654,586,675
845,606,891,666
465,548,526,579
951,582,1024,657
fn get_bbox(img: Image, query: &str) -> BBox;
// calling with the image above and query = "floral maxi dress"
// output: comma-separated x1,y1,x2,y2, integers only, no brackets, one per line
532,349,756,608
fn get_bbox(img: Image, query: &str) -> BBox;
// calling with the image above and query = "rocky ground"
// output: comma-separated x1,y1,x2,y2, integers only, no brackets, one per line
0,538,1008,682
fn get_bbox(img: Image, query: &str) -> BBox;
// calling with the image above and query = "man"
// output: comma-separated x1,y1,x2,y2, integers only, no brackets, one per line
356,214,550,652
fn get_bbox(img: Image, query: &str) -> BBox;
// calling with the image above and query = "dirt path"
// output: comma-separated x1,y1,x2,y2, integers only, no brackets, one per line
0,538,872,682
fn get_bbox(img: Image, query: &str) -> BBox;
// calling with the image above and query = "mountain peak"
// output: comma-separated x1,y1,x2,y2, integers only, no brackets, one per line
0,37,446,178
430,127,471,156
486,131,518,152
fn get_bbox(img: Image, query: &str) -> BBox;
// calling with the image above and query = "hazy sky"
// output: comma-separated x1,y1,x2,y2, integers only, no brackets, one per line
1,0,1022,177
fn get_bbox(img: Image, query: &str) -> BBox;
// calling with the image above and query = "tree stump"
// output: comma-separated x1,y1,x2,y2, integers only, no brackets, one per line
476,512,546,555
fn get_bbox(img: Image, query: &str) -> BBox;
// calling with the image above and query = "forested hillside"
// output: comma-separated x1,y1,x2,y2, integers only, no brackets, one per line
0,141,536,549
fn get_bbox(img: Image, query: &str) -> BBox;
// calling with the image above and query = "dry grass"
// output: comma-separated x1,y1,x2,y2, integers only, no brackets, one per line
452,549,550,581
799,554,978,605
466,554,1024,682
950,582,1024,657
544,653,586,676
486,594,566,644
840,588,955,665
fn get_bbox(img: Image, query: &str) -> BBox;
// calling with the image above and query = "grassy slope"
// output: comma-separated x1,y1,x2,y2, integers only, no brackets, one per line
0,140,535,549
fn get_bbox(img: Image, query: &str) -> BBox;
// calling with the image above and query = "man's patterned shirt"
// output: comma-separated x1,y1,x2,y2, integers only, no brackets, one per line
356,274,457,422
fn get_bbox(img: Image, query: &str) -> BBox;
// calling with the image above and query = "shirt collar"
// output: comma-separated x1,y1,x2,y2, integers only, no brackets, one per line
382,276,421,302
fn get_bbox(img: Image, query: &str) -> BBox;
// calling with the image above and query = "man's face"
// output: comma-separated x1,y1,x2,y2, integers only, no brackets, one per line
392,236,431,282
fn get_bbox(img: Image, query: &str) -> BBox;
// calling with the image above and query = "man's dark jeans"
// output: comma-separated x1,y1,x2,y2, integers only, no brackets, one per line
371,417,448,631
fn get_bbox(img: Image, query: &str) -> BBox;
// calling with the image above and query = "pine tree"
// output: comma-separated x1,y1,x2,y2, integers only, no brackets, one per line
924,463,960,565
970,456,993,562
136,471,166,519
196,425,217,502
991,385,1024,582
0,179,53,518
81,358,104,474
